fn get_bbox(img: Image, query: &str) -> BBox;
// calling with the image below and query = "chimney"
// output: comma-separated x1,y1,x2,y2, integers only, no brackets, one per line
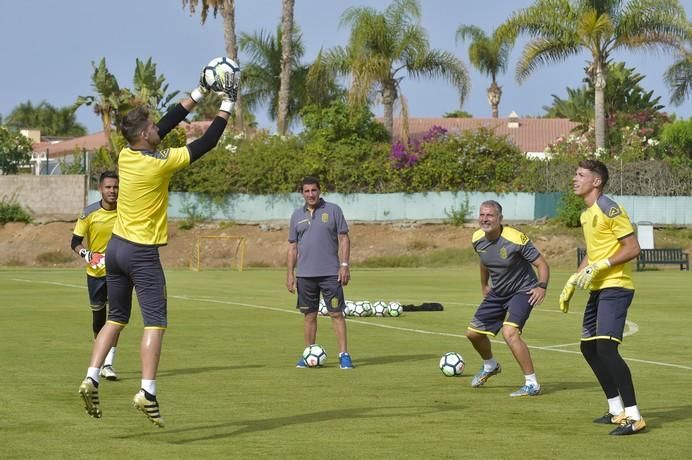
20,129,41,143
507,111,519,129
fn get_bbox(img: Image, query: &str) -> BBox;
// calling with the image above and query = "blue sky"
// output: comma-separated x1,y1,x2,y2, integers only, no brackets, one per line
1,0,689,134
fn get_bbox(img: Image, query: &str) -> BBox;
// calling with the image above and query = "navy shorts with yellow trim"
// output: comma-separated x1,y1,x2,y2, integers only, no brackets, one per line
86,275,107,311
468,290,534,336
296,276,345,314
105,236,168,328
581,287,634,343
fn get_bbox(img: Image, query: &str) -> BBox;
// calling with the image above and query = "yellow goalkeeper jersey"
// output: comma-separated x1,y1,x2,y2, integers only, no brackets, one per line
112,146,190,246
580,194,635,290
73,201,117,278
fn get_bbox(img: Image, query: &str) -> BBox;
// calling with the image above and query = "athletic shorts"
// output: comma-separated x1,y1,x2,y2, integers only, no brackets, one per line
468,290,534,336
86,275,107,311
296,276,345,314
581,287,635,343
105,235,168,328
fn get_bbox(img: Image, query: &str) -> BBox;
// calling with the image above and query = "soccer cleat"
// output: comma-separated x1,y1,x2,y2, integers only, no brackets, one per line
593,412,622,424
296,357,308,368
471,363,502,387
99,365,118,381
609,416,646,436
78,378,102,418
133,390,165,428
339,352,354,369
509,383,541,397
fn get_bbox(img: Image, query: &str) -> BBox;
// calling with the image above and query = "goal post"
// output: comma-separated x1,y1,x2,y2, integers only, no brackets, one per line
192,236,247,272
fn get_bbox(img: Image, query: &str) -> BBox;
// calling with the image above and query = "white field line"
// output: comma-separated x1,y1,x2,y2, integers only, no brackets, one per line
11,278,692,371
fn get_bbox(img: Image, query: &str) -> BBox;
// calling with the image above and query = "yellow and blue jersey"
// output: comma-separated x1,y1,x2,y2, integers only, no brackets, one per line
72,201,117,277
580,195,635,290
112,146,190,246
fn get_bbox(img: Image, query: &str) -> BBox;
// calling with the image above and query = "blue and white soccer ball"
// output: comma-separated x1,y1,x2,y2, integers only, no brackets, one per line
302,344,327,367
372,300,388,316
352,300,373,317
202,56,240,93
318,298,329,316
344,300,356,316
439,352,465,377
387,301,403,317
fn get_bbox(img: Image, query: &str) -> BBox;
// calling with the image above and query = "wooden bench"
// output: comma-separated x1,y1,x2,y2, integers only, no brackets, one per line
577,248,690,272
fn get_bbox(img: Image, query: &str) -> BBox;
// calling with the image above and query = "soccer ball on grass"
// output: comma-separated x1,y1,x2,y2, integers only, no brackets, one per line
352,300,373,317
302,344,327,367
439,352,465,377
387,301,403,317
372,301,388,316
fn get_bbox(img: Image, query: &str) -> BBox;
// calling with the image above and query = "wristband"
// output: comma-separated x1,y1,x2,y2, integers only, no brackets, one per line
190,87,205,103
220,99,234,114
340,262,349,267
536,282,548,289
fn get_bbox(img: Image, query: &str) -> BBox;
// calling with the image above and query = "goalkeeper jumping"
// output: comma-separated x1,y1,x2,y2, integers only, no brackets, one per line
78,62,239,428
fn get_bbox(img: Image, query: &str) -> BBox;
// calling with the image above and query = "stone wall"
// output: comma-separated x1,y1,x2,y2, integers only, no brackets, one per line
0,175,87,221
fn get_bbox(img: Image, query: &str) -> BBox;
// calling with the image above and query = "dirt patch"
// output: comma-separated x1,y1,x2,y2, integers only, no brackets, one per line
0,220,589,269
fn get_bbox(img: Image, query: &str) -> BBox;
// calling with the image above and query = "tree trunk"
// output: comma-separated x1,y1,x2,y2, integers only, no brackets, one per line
277,0,295,135
593,59,606,151
221,0,243,130
382,82,396,141
487,80,502,119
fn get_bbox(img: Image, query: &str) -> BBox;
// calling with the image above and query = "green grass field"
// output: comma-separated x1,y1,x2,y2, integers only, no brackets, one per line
1,267,691,459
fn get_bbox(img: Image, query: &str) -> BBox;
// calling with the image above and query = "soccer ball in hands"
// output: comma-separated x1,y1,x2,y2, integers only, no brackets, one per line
352,300,373,317
302,344,327,367
202,57,240,93
387,301,403,317
439,352,465,377
372,301,388,316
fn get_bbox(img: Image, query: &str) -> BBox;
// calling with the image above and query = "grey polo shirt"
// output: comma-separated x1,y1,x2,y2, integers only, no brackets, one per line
288,198,349,277
472,226,540,297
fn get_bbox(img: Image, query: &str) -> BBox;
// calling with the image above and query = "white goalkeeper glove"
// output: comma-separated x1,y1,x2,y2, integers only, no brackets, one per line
575,259,611,290
217,68,240,114
79,248,105,269
190,70,210,103
559,273,578,313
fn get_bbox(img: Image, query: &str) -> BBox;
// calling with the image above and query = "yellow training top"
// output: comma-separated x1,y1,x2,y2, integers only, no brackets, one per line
72,201,117,277
580,194,635,290
112,146,190,245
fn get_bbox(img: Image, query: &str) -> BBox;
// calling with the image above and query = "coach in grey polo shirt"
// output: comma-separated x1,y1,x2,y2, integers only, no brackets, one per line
286,176,354,370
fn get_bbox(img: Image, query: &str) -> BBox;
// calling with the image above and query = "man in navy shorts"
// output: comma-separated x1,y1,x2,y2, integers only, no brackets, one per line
287,176,354,369
466,200,550,397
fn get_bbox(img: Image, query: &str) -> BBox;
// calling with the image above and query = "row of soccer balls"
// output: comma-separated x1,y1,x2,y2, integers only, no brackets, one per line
319,299,403,317
303,344,465,377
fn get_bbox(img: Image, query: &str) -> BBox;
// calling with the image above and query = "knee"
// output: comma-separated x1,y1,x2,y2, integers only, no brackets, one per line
596,339,620,359
580,340,598,360
502,325,521,343
466,329,482,343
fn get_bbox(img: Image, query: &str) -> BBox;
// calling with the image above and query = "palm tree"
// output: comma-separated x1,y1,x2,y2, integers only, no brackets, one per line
325,0,469,141
278,0,295,135
664,47,692,106
456,25,511,118
498,0,690,150
6,101,87,137
133,58,180,116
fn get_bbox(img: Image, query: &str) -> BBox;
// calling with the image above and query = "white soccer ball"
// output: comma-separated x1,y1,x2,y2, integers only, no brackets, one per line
318,298,329,316
344,300,356,316
372,301,388,316
352,300,373,317
439,352,465,377
387,301,403,317
302,344,327,367
202,56,240,93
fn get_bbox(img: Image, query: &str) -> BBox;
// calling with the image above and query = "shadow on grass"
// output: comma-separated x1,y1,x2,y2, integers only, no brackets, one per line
115,365,264,379
116,403,465,443
645,404,692,427
354,353,439,367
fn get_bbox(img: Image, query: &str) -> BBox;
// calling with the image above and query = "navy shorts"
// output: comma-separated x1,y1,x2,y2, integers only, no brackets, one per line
468,290,534,336
581,287,635,343
105,235,168,328
296,276,345,314
87,275,107,311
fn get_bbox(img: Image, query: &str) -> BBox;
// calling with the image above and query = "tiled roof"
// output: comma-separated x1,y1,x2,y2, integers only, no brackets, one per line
392,117,580,154
31,121,214,157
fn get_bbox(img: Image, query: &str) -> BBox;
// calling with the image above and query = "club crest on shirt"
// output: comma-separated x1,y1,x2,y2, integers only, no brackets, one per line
321,212,329,223
608,206,621,217
499,246,508,259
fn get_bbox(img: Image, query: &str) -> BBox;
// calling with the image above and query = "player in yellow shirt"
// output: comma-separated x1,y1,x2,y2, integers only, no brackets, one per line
78,66,239,427
559,159,644,436
71,171,121,380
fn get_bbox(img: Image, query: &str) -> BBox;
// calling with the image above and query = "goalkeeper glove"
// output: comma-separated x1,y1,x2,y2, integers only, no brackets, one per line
79,248,105,269
575,259,611,290
190,70,209,103
217,67,240,113
559,273,578,313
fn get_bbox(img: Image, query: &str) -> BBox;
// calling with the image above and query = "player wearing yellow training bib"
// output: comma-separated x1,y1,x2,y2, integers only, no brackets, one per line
559,159,645,436
71,171,121,381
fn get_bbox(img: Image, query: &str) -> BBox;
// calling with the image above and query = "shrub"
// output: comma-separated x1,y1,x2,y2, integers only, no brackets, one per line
0,197,32,224
556,192,586,228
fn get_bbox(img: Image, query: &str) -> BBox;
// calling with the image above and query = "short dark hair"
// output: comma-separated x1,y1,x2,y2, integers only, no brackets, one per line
99,171,119,184
480,200,502,215
120,106,150,144
579,159,609,188
300,176,320,190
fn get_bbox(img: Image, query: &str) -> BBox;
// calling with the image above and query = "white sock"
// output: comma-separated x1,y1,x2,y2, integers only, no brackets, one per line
141,379,156,395
104,347,117,367
524,373,538,387
483,358,498,372
608,396,625,415
624,405,641,421
86,367,100,384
